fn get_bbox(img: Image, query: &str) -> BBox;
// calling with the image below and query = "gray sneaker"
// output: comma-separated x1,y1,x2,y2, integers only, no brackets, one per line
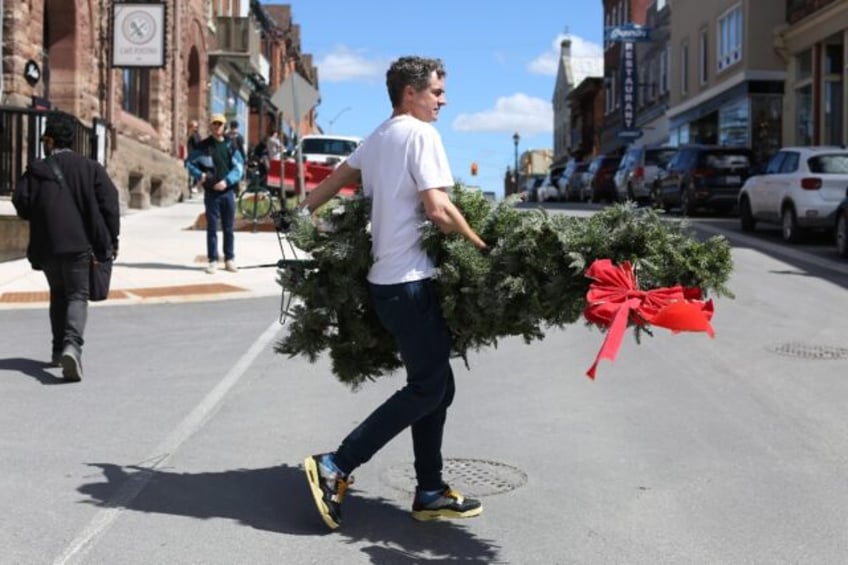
60,347,83,382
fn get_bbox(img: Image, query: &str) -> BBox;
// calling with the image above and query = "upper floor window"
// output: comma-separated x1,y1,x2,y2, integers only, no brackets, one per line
681,41,689,95
718,4,743,72
661,46,670,93
122,68,150,120
699,28,709,85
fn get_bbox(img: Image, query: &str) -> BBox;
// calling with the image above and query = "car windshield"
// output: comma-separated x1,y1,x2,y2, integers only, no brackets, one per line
302,138,359,156
645,149,677,167
808,154,848,174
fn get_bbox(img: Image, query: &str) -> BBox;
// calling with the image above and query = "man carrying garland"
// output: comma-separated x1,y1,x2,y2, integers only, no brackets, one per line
299,56,487,529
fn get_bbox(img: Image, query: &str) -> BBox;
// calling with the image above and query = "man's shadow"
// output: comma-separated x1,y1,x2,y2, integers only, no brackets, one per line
79,462,501,563
114,261,200,272
0,357,65,385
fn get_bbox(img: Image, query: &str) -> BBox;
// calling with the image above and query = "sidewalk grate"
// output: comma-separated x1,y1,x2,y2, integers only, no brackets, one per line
382,458,528,497
127,283,245,298
0,283,245,303
0,289,130,302
767,342,848,360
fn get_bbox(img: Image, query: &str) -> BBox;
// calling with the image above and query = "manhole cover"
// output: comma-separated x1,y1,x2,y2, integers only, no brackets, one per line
382,458,527,497
767,342,848,360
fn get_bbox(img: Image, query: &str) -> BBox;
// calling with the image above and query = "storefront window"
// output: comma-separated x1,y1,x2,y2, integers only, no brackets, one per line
670,124,690,146
823,39,844,145
751,95,782,164
824,81,844,145
798,49,812,81
719,98,748,147
797,84,813,145
211,76,228,115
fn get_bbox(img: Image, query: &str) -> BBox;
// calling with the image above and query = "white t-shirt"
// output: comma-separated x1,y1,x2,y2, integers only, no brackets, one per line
346,115,454,285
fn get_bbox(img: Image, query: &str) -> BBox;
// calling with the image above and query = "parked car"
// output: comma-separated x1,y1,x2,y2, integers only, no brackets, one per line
613,145,677,204
738,146,848,243
652,145,756,215
836,195,848,258
561,161,590,202
585,155,621,203
537,165,566,202
523,175,547,202
298,134,363,167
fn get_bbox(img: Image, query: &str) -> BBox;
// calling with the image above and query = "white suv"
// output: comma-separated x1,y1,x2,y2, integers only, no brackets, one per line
738,146,848,242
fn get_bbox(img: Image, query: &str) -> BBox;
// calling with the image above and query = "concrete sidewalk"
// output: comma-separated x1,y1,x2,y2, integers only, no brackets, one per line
0,197,301,309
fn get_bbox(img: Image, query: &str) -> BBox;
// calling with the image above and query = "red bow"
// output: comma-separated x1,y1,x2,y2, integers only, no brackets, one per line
583,259,714,379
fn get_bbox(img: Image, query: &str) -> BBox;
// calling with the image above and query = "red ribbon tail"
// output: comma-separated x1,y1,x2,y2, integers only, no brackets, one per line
648,301,715,337
586,298,638,379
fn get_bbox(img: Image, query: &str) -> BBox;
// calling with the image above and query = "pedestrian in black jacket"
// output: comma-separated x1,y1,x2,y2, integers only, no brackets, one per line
12,111,120,381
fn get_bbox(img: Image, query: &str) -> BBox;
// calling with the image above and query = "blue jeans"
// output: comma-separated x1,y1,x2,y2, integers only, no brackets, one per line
333,279,455,491
41,251,90,355
204,189,235,262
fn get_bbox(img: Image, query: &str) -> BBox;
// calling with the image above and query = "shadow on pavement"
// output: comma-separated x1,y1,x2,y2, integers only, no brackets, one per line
0,357,65,385
78,462,502,563
114,261,201,272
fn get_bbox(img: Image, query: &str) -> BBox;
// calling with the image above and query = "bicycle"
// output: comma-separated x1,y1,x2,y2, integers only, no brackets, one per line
238,159,280,232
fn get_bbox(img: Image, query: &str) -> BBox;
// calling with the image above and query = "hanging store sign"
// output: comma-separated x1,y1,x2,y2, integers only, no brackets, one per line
112,2,166,68
605,24,652,43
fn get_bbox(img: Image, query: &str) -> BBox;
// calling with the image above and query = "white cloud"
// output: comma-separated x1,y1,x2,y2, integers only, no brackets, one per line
315,47,385,82
527,34,604,85
452,93,553,136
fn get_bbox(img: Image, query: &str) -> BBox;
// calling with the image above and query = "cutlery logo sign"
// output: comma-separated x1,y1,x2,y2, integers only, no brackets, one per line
122,10,156,45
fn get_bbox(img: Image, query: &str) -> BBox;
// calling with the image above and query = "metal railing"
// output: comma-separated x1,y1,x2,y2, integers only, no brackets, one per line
0,107,99,196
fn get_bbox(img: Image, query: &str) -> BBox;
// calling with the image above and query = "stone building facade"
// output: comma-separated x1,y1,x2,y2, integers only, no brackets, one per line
1,0,318,211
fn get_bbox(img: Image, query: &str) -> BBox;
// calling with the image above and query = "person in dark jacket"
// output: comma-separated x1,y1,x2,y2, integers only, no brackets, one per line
185,113,245,274
12,111,120,382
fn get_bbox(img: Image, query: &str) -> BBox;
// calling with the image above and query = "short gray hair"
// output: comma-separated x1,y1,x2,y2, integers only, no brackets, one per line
386,56,446,108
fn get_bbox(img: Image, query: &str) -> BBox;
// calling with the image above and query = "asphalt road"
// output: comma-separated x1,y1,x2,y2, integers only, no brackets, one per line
2,210,848,564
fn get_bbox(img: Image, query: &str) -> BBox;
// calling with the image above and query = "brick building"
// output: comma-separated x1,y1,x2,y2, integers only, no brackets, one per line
0,0,318,210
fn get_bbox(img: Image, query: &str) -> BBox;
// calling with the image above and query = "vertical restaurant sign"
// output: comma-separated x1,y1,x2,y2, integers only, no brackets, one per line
617,41,642,140
112,3,166,68
621,41,637,130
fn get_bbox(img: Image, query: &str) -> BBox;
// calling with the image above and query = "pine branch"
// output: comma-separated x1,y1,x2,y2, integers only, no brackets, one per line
276,187,734,388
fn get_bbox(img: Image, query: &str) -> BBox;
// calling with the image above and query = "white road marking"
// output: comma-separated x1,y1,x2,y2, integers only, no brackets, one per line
53,320,282,565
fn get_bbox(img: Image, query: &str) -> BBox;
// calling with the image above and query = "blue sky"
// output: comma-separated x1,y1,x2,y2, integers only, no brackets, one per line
262,1,604,198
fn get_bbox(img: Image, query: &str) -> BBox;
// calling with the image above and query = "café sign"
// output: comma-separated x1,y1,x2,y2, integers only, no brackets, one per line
112,3,166,68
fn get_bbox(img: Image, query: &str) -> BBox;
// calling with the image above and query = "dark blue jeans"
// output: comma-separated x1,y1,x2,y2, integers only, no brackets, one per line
334,279,455,491
41,251,90,355
204,189,235,262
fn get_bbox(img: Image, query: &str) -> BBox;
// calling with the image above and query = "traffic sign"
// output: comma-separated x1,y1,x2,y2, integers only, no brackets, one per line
270,72,320,122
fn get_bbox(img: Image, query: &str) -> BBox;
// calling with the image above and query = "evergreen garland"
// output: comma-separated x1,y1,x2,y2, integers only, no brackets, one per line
276,186,734,389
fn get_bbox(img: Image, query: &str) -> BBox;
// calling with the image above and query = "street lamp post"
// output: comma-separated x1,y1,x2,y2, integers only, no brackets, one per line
512,132,520,194
327,106,352,133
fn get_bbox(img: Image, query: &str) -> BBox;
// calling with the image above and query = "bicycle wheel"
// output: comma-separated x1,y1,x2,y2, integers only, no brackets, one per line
238,189,273,220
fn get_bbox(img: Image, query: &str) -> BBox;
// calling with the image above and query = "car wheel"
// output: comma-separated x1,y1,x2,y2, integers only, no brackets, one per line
680,185,696,216
837,213,848,258
650,184,664,210
739,197,756,232
781,205,803,243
